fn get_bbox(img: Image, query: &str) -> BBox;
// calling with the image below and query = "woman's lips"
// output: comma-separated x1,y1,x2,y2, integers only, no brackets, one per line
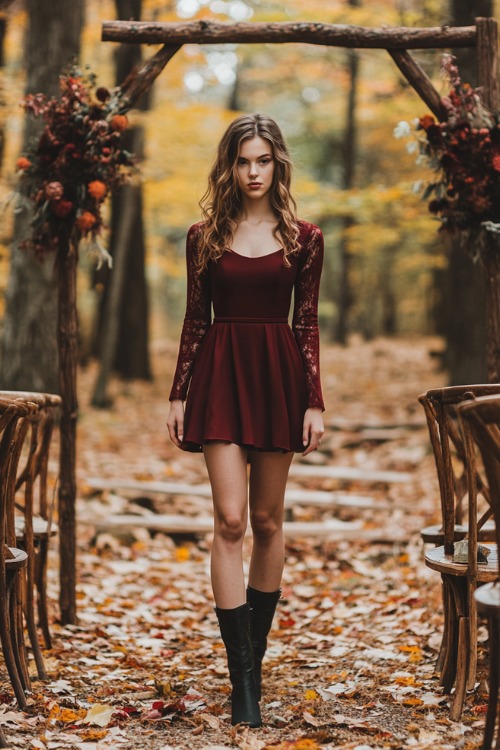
248,183,262,188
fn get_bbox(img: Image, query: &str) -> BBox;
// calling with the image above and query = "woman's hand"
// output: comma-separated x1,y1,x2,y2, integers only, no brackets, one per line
302,407,324,456
167,399,185,448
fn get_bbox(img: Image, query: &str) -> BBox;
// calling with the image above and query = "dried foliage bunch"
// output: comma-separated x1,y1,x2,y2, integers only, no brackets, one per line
395,54,500,243
16,67,134,259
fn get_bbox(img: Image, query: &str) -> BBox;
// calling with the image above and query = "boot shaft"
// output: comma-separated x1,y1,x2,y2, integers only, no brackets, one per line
215,602,254,671
247,587,281,654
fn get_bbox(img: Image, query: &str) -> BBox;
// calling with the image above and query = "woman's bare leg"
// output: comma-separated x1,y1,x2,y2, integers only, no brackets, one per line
203,441,249,608
248,451,294,592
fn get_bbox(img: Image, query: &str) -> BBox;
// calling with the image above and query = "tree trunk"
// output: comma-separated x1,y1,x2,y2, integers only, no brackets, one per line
91,0,151,394
92,175,140,407
439,0,492,385
0,0,84,392
335,0,360,344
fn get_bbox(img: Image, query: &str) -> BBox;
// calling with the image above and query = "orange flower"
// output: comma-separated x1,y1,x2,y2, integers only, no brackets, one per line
419,114,436,130
87,180,107,201
76,211,97,232
16,157,31,170
109,114,128,132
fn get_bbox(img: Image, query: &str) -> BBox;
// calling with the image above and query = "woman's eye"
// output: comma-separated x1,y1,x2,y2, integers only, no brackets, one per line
260,159,270,165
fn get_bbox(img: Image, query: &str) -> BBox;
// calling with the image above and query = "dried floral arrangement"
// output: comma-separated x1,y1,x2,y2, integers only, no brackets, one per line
15,67,135,262
394,54,500,245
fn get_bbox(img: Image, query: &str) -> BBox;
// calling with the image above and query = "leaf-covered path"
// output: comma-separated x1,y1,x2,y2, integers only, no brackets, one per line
0,337,490,749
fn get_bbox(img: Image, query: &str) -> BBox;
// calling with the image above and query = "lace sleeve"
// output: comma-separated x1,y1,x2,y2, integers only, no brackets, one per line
292,224,325,411
169,224,212,401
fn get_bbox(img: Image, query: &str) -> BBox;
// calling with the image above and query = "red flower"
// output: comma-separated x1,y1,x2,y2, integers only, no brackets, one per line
418,114,435,130
51,200,73,218
76,211,97,232
109,114,128,132
492,154,500,171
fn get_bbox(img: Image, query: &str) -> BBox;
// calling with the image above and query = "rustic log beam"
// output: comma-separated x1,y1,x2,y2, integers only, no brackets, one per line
388,49,448,121
111,42,181,112
476,17,499,113
102,20,476,50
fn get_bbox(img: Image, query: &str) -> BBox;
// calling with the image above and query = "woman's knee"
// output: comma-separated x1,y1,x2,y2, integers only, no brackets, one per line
215,512,247,544
250,508,282,541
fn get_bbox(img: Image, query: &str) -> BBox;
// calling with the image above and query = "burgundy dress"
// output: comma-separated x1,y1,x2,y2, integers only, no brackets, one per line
169,219,324,453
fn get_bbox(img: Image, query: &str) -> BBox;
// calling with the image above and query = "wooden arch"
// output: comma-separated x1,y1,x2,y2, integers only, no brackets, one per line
102,18,499,116
59,17,500,626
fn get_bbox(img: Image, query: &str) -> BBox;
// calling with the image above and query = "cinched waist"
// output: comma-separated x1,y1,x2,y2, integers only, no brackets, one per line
213,316,288,324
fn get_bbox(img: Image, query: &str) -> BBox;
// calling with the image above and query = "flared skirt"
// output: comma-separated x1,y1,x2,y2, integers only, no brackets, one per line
181,320,307,453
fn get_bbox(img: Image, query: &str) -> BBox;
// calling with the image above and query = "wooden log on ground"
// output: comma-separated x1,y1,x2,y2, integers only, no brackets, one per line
79,512,376,539
290,464,411,483
101,20,476,49
84,477,381,509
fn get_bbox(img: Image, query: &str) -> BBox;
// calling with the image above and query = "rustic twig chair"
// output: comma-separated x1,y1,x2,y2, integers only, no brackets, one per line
0,397,38,709
459,395,500,750
0,391,61,678
420,384,499,721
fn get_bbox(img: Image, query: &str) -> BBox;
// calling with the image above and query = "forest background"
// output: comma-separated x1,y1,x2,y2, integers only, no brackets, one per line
0,0,496,397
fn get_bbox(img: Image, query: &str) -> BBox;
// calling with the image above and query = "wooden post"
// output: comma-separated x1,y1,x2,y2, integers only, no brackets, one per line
482,236,500,383
476,17,499,112
476,17,500,382
57,233,78,625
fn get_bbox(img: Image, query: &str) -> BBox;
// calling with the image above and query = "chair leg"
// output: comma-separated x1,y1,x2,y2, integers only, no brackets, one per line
450,615,470,721
436,577,452,673
10,574,31,692
440,576,459,692
481,615,500,750
467,580,478,691
35,540,52,649
24,552,47,680
0,725,9,748
0,580,26,709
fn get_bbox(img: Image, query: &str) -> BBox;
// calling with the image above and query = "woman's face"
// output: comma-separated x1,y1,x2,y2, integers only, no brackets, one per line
236,136,275,201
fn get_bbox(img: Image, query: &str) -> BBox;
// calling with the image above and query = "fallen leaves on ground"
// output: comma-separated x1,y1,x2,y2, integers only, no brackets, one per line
0,336,489,749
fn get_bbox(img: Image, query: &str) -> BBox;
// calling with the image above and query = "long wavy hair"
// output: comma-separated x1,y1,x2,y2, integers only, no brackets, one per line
197,114,300,272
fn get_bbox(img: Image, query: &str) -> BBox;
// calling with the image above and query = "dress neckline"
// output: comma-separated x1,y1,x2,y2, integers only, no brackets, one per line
227,248,283,259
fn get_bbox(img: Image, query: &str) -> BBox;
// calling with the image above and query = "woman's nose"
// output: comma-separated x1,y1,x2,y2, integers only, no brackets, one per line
248,162,259,177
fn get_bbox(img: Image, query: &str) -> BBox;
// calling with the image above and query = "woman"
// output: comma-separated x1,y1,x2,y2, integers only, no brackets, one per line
167,114,324,727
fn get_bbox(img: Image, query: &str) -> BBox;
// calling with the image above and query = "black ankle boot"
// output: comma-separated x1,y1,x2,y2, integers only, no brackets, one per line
247,586,281,701
215,603,262,727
